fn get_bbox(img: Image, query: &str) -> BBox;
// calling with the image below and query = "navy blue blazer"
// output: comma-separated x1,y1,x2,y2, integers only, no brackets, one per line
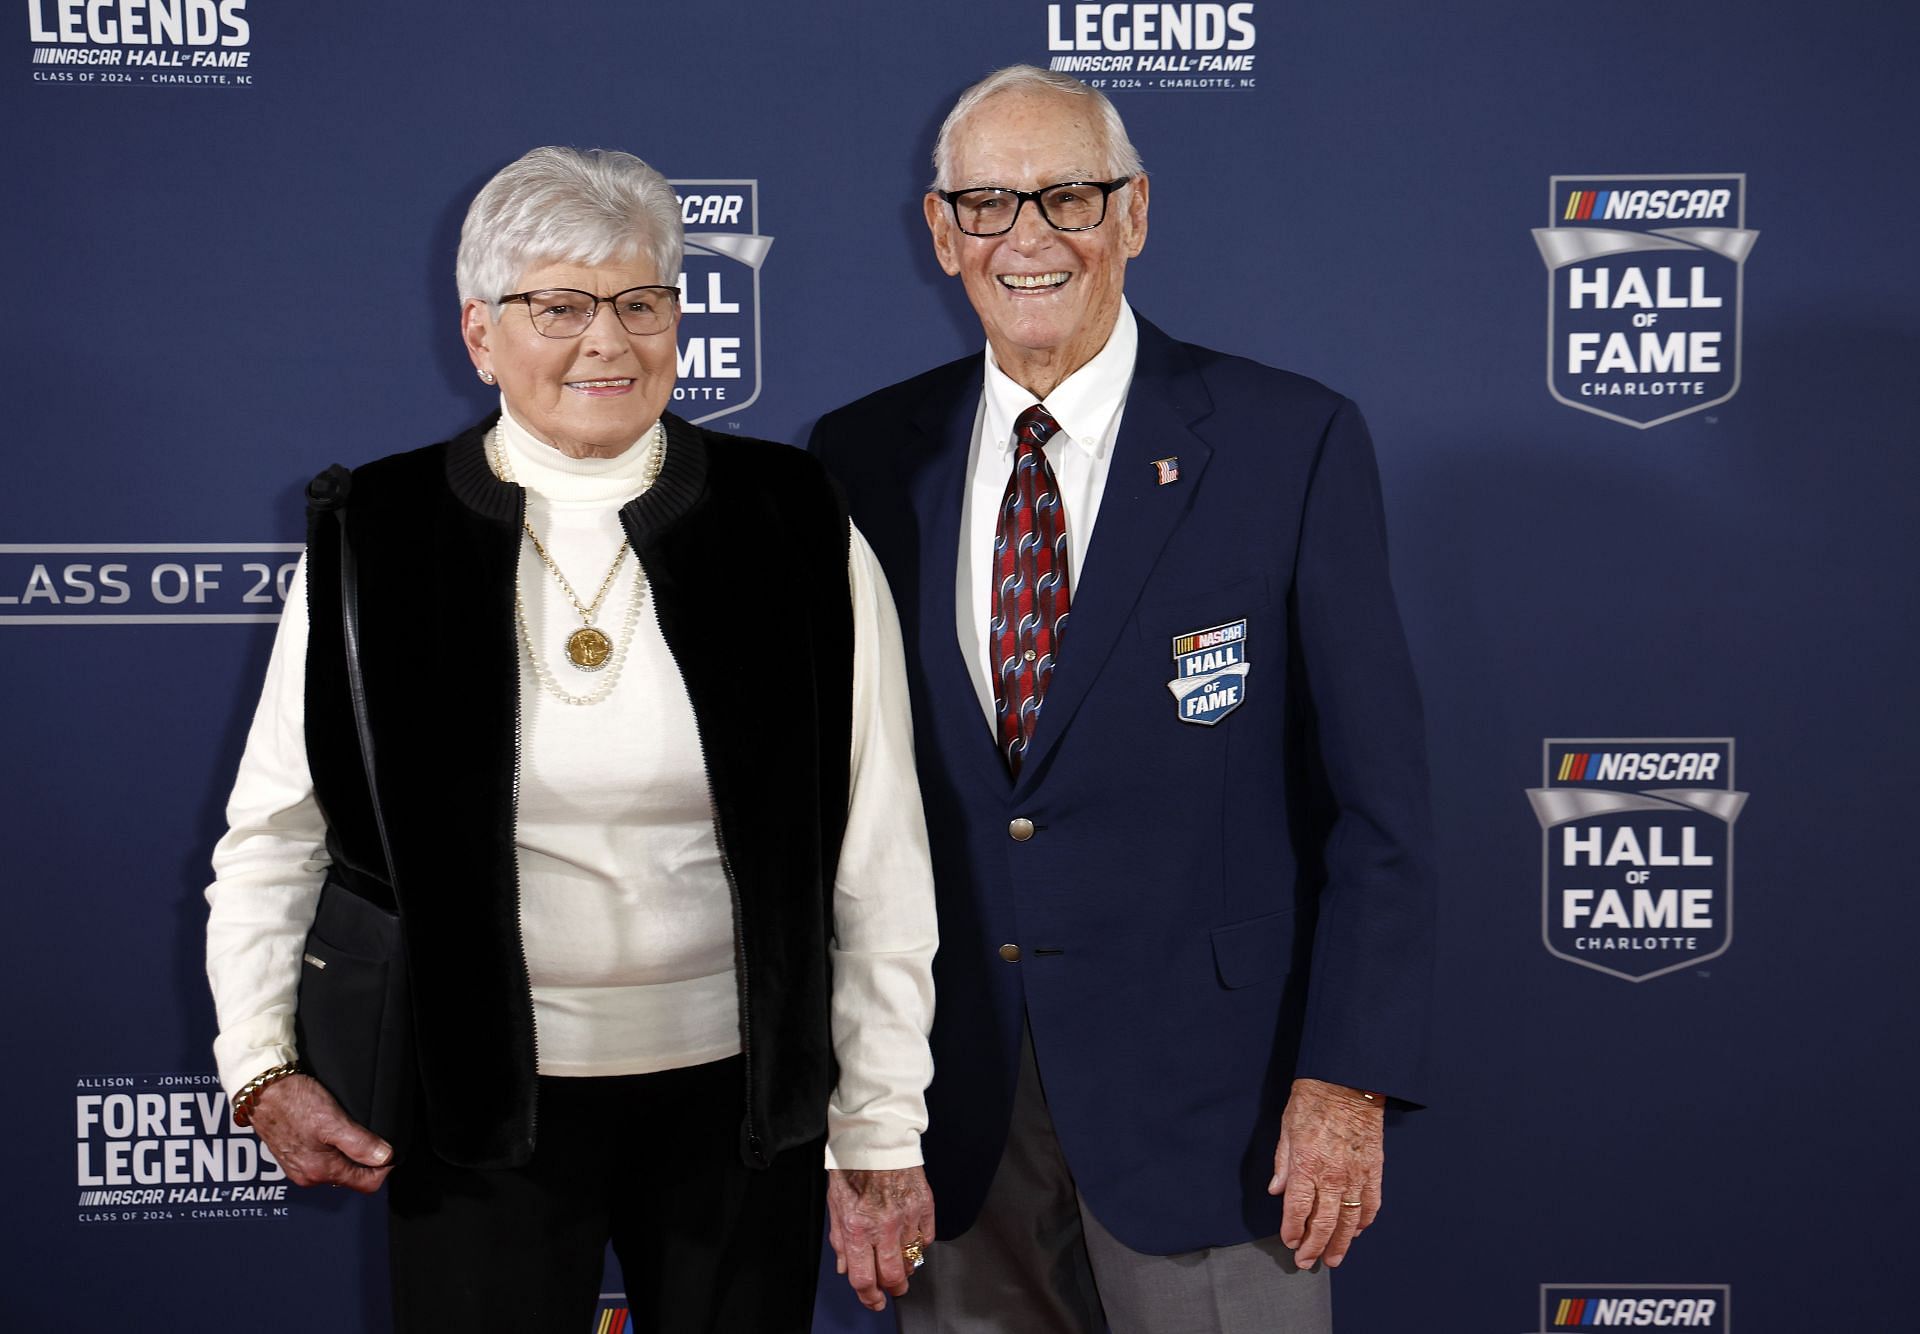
809,315,1435,1254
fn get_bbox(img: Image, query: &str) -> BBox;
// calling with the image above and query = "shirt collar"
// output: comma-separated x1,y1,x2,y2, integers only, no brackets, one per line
982,300,1138,461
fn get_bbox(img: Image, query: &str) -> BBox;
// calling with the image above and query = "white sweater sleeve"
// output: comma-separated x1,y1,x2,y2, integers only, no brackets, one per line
823,525,940,1171
204,552,329,1101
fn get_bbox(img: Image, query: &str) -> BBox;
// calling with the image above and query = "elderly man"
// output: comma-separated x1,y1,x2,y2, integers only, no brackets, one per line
809,66,1434,1332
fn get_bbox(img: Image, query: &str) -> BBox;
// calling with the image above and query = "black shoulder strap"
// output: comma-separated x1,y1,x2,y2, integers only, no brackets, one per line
307,464,400,898
334,505,400,895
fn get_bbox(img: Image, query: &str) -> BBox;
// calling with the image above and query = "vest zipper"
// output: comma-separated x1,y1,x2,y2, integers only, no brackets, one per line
508,487,539,1154
646,585,762,1162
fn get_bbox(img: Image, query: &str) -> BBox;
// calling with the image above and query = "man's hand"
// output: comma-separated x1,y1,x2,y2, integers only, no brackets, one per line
248,1074,393,1193
1269,1078,1384,1268
826,1166,936,1312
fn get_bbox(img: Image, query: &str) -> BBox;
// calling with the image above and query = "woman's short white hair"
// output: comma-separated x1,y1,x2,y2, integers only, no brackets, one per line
456,146,684,308
931,65,1145,191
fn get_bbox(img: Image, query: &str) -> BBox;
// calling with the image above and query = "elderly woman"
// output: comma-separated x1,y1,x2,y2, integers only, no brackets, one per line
204,146,938,1330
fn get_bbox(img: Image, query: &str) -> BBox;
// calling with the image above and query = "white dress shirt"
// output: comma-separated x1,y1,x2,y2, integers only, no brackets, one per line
956,301,1139,730
205,404,938,1169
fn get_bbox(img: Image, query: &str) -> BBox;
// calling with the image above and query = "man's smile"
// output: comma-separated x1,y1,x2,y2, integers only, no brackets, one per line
998,272,1071,291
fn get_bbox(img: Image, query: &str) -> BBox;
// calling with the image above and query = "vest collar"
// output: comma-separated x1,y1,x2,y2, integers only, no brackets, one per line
442,409,710,541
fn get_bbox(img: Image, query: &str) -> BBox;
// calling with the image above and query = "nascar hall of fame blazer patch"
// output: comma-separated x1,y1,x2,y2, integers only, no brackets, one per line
1527,739,1748,981
1531,174,1759,428
670,180,772,426
1167,618,1248,725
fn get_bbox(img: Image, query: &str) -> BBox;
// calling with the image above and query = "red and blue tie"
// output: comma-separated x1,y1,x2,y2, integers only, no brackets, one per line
992,405,1073,777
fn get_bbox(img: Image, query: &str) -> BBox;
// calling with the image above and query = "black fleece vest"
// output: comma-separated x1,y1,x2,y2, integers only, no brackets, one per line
303,413,852,1170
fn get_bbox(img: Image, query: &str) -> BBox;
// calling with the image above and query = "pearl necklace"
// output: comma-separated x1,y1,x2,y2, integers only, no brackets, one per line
485,422,665,706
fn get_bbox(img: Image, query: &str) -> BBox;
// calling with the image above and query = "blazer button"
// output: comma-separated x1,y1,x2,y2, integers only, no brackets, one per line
1009,817,1035,841
999,943,1022,962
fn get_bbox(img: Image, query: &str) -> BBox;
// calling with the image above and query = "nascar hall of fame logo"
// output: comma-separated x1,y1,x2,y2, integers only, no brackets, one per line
26,0,255,88
1042,3,1259,91
1167,617,1248,724
0,543,299,625
671,181,772,427
1527,739,1748,982
74,1073,293,1224
1538,1283,1730,1331
1531,175,1759,428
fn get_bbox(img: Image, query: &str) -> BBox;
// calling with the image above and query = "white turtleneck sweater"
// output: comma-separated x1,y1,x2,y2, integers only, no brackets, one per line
204,404,938,1169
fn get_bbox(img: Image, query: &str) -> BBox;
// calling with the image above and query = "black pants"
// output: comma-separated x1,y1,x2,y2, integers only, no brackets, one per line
388,1057,825,1333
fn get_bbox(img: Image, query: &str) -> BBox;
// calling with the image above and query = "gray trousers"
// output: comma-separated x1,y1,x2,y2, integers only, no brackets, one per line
897,1029,1331,1334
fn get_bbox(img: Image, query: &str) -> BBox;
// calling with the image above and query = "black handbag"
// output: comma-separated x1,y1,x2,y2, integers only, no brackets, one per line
295,873,414,1153
293,480,417,1158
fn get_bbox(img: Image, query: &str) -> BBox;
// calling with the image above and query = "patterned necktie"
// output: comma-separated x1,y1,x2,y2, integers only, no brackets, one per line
991,405,1072,777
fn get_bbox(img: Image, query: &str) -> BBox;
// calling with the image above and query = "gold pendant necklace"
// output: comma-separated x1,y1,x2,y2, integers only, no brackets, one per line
565,625,613,671
485,421,667,691
521,525,628,672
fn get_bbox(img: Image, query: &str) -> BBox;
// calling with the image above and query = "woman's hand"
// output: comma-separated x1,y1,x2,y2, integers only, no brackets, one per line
826,1166,936,1312
248,1074,393,1193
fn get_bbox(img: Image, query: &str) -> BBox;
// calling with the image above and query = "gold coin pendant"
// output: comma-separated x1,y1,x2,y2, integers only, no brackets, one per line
566,627,614,672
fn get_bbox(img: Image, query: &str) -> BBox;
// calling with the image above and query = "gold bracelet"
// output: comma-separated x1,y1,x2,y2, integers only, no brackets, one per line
231,1062,302,1127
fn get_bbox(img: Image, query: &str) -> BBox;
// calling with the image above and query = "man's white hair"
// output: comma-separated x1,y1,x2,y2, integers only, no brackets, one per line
930,65,1145,191
456,146,684,309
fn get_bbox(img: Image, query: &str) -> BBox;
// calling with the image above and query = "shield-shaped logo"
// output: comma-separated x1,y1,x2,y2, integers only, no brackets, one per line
1166,618,1249,725
670,180,774,426
1531,175,1758,428
1526,738,1748,981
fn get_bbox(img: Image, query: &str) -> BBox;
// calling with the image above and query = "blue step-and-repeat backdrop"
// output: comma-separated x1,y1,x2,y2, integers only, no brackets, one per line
4,2,1915,1330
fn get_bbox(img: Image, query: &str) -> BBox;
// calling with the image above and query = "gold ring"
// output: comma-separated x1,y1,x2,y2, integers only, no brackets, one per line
1340,1200,1363,1207
902,1240,926,1271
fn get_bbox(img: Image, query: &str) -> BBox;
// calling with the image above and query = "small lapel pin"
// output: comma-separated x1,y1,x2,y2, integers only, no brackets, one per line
1150,456,1180,486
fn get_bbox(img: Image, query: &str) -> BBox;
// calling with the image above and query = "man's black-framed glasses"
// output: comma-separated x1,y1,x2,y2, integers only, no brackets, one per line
497,285,681,338
938,178,1133,237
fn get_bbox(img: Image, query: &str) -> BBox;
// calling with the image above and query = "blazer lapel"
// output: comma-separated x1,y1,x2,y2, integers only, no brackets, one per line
908,363,1011,794
1015,319,1214,791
